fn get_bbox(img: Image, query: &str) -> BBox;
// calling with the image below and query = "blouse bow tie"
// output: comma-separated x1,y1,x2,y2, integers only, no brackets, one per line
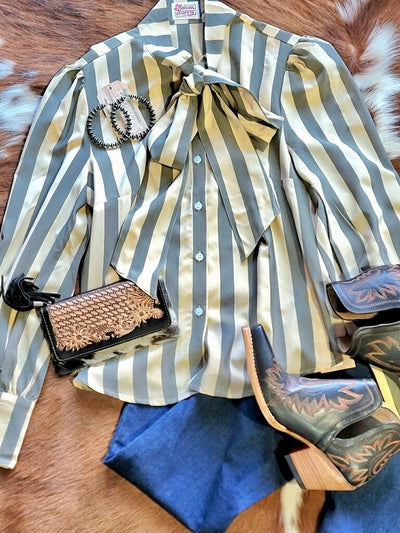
147,60,283,260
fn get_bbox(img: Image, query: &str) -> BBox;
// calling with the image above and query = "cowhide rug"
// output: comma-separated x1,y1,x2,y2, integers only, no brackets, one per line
1,1,400,531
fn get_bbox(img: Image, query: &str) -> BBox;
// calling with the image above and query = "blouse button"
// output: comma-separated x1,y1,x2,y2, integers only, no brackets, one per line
194,201,203,211
195,251,204,262
193,154,202,165
195,306,204,317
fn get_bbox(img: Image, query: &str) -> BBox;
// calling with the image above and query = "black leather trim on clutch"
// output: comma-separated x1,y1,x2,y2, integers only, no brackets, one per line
39,278,179,375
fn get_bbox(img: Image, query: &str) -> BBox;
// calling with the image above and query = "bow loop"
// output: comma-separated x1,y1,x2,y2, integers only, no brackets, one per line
180,65,206,96
147,61,282,259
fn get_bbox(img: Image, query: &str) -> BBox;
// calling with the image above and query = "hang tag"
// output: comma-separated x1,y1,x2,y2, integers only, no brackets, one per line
97,80,148,137
171,2,201,22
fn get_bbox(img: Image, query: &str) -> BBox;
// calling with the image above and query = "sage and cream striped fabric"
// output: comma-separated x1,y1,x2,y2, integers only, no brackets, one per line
2,0,400,468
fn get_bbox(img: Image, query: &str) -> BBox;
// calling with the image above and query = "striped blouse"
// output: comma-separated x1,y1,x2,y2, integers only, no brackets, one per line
2,0,400,468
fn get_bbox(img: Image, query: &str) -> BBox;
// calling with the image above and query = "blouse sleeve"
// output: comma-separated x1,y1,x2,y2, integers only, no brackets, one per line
280,37,400,278
0,62,91,468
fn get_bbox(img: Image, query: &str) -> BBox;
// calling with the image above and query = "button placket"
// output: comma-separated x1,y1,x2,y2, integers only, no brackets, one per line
192,142,207,320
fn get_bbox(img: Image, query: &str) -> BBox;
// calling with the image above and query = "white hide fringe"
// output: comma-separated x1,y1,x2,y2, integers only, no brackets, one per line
280,480,305,533
337,0,400,159
354,23,400,160
336,0,370,23
0,64,39,158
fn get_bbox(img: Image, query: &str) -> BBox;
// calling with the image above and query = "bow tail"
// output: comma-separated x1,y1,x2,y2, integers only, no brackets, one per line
199,86,280,260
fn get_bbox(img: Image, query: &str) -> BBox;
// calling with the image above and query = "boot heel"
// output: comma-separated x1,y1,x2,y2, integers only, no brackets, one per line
286,445,354,491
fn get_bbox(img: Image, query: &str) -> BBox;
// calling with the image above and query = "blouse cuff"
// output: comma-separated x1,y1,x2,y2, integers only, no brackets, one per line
0,391,35,469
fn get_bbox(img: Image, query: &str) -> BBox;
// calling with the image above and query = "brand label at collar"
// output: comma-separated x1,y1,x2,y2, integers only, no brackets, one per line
172,2,201,21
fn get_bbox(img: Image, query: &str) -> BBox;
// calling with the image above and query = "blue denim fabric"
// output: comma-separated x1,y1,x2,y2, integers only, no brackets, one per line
105,365,400,532
104,395,288,533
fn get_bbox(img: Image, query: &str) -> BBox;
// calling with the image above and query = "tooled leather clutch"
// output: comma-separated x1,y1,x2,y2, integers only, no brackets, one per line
39,278,178,375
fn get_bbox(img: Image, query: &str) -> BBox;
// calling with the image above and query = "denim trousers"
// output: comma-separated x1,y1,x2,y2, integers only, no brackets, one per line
105,383,400,533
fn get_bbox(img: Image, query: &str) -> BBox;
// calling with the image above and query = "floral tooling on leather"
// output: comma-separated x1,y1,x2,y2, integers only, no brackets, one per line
47,282,164,352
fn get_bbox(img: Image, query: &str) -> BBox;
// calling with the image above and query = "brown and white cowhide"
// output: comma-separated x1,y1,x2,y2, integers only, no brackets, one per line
1,1,400,531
